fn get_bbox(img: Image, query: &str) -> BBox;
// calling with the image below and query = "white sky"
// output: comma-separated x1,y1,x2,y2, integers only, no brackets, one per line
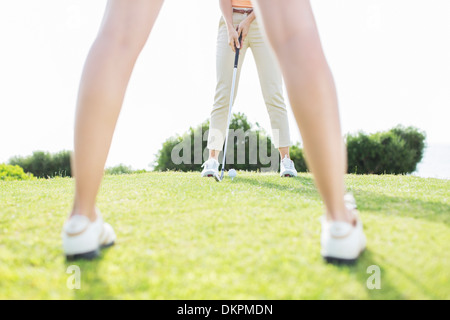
1,0,449,169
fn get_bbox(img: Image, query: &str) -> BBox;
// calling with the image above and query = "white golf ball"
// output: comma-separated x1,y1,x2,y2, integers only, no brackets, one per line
228,169,237,178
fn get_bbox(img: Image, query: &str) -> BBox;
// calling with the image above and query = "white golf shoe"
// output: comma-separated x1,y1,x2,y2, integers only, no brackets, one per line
201,158,220,178
280,155,298,177
320,194,366,264
62,210,116,260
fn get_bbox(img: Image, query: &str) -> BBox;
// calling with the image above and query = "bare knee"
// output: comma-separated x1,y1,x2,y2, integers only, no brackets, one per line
94,27,148,59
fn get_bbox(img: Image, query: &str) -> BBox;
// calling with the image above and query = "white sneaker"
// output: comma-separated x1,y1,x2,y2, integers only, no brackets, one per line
320,194,366,264
201,158,220,178
280,155,298,177
62,210,116,260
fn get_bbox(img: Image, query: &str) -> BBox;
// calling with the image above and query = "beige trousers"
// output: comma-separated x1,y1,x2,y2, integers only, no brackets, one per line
207,11,291,150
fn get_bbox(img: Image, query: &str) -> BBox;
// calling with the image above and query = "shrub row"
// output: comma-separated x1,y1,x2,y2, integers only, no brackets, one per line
9,150,71,178
5,123,425,178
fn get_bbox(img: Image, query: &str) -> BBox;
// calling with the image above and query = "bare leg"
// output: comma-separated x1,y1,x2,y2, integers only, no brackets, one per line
209,149,221,161
279,146,289,159
72,0,164,221
253,0,351,222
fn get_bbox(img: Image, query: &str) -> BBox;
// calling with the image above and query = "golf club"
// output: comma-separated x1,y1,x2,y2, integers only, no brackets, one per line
215,34,242,182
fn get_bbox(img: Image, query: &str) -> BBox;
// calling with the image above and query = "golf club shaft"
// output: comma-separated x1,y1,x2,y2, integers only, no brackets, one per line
220,68,237,179
220,36,242,180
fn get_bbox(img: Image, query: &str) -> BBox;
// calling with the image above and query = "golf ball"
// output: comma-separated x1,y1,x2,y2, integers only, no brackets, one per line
228,169,237,178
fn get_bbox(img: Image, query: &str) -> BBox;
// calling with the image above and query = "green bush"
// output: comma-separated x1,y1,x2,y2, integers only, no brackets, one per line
154,112,279,172
105,164,134,175
346,126,426,174
0,164,34,181
9,150,72,178
289,144,308,173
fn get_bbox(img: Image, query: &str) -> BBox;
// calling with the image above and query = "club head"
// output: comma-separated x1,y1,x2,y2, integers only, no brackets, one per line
214,172,222,182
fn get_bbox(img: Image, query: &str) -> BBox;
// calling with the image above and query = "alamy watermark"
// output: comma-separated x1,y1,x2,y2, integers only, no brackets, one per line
66,265,81,290
366,265,381,290
170,128,280,171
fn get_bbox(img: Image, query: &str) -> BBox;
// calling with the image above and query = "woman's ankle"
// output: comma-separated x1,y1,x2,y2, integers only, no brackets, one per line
70,205,98,222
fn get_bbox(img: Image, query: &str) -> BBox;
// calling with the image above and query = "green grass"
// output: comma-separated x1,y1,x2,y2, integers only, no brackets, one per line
0,172,449,299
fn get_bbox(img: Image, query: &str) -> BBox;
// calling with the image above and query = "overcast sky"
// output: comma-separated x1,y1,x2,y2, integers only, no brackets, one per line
1,0,449,169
